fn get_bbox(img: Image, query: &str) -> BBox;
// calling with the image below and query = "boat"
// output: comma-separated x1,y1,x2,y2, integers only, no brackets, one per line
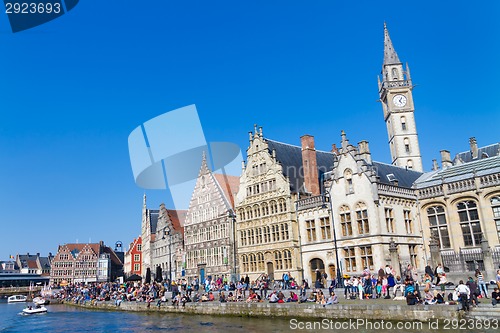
33,297,50,305
8,295,27,303
22,305,47,315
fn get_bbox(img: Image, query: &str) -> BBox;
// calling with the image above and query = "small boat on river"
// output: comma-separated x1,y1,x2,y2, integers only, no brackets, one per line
22,305,48,315
8,295,27,303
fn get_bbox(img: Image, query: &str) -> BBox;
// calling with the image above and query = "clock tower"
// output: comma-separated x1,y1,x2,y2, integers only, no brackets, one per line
378,23,423,172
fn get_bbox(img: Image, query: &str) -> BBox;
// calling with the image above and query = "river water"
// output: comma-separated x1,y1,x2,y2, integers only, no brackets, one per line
0,300,498,332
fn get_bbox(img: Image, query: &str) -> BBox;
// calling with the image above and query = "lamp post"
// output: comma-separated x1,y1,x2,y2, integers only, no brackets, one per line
228,210,237,283
163,227,172,288
323,189,343,288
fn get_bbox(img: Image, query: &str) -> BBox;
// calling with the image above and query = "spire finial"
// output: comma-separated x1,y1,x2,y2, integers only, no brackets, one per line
383,23,401,65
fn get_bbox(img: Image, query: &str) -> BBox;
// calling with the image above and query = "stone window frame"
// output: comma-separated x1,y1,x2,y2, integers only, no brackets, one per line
491,196,500,242
355,202,370,235
305,219,317,242
457,200,482,247
339,205,353,237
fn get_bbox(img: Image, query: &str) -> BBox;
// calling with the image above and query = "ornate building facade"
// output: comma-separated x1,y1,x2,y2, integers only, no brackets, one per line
124,236,142,277
184,154,240,282
235,127,335,281
414,139,500,281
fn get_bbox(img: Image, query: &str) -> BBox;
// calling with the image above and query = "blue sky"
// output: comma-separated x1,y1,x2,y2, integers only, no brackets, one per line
0,1,499,259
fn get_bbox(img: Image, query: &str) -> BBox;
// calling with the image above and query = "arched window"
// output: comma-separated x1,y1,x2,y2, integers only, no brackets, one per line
427,206,450,248
339,205,353,236
241,254,249,272
257,253,265,271
355,202,369,234
249,253,256,272
344,169,354,194
392,67,398,79
457,200,482,247
404,137,410,153
283,250,292,270
407,159,413,169
274,251,283,270
491,196,500,241
400,116,407,131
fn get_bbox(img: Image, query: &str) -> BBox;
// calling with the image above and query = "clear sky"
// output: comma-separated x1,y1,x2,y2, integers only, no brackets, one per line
1,1,499,259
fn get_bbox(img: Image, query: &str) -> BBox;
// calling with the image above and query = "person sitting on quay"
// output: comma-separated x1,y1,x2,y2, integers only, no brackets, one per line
316,290,326,305
219,291,227,303
286,291,298,302
424,287,436,305
406,290,422,305
277,290,286,303
491,287,500,307
466,277,480,307
324,292,338,306
269,291,279,303
437,273,447,293
434,290,445,304
300,279,308,297
246,290,259,303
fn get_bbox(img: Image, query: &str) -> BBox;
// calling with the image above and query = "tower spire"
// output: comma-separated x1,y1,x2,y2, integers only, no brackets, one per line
383,22,401,65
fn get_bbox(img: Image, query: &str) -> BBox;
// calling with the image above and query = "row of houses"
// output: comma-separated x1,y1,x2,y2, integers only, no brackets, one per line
123,24,500,285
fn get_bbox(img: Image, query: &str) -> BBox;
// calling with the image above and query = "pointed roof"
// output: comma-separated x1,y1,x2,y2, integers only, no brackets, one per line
213,173,240,208
383,22,401,65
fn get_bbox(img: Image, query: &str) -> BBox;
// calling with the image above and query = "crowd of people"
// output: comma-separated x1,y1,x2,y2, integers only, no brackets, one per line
47,266,500,311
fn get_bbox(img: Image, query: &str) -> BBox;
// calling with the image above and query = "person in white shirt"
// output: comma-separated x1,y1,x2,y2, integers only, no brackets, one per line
455,280,470,311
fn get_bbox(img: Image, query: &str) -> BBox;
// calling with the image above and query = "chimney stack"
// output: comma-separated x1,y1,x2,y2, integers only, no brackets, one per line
432,159,439,171
440,150,452,168
331,144,339,155
358,140,372,164
300,135,320,195
469,137,478,159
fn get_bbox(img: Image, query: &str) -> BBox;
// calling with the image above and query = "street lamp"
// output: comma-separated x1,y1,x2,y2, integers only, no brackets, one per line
227,210,238,283
322,189,343,288
163,227,172,288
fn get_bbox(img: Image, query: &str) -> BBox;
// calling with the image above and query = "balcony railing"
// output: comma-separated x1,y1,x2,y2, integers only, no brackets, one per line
296,195,326,211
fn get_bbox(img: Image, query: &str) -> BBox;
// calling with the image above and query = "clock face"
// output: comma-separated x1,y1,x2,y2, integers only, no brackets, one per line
393,94,407,107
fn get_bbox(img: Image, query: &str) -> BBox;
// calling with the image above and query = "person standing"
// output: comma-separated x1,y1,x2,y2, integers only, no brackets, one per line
475,269,488,298
455,280,471,312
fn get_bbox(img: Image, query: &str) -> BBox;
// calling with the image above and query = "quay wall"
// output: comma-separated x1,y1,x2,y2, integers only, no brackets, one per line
65,301,465,322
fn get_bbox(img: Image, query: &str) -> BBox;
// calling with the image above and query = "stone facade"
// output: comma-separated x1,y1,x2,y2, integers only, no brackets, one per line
414,140,500,281
184,154,239,282
235,127,324,282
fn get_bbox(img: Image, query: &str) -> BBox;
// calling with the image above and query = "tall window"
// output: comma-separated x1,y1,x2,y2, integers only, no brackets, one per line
356,202,370,234
360,246,373,270
404,137,410,153
257,253,265,272
339,205,353,236
134,254,140,261
457,200,482,247
272,225,280,241
401,116,407,131
249,254,256,272
264,226,270,243
306,220,317,242
137,244,142,251
409,245,418,269
283,250,292,270
241,255,248,272
491,196,500,241
275,251,283,270
427,206,450,248
404,209,413,234
344,169,354,194
319,217,331,240
385,208,395,233
344,247,356,272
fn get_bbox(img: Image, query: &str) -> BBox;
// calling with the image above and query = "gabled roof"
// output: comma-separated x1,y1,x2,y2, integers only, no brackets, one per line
214,173,240,208
102,247,123,266
266,139,335,193
166,209,186,233
455,143,500,163
371,161,423,188
60,243,102,258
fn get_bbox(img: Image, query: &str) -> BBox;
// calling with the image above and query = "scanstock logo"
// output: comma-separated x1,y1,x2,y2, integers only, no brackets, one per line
3,0,79,33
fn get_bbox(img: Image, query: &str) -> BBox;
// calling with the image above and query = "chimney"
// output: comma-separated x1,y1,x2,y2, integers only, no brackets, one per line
469,137,478,159
36,253,40,257
358,140,372,164
432,159,439,171
440,150,452,168
300,135,320,195
331,144,339,155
